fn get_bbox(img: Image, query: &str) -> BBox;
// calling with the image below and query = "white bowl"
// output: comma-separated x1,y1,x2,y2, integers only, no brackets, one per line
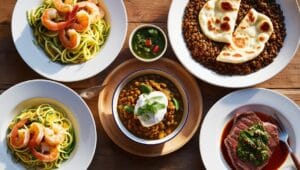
199,88,300,169
0,80,97,169
112,69,188,145
11,0,127,82
168,0,300,88
129,24,168,62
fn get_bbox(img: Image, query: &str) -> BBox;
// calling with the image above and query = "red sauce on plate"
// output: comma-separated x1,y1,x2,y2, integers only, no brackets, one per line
221,112,289,170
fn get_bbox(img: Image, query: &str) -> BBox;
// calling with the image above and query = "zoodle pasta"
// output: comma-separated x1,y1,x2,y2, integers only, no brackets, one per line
27,0,110,64
6,104,75,169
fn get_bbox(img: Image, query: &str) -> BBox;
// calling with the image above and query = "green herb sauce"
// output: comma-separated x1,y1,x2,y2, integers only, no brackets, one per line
132,27,165,59
237,123,270,166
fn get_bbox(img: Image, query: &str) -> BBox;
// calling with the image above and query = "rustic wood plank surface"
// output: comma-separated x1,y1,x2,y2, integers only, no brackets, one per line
0,0,299,169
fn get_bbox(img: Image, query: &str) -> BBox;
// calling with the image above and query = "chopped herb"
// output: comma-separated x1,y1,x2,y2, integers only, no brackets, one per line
139,84,152,94
136,102,165,116
144,47,151,53
124,105,134,113
148,28,158,36
172,98,179,111
237,123,270,166
145,96,163,102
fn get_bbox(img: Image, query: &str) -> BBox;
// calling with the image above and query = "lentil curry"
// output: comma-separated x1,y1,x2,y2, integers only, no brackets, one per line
117,74,184,140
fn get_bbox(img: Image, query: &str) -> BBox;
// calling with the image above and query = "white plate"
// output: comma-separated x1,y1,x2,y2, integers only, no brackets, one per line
0,80,97,169
11,0,127,82
200,88,300,169
168,0,300,88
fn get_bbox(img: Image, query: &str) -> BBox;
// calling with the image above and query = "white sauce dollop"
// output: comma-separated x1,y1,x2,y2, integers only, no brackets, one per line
134,91,168,127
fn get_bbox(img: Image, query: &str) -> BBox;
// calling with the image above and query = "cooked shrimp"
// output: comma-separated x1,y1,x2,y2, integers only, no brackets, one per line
28,122,44,148
44,124,65,146
97,5,105,20
9,119,30,149
70,10,90,32
53,0,73,13
41,8,70,31
58,29,81,49
30,142,59,162
77,1,104,23
87,0,105,15
87,0,99,4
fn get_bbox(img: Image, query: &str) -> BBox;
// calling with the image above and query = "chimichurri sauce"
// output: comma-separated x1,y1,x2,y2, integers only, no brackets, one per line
221,112,289,170
237,123,270,166
132,27,165,59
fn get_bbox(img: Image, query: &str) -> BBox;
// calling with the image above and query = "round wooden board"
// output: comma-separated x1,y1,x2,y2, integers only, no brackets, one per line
98,58,203,157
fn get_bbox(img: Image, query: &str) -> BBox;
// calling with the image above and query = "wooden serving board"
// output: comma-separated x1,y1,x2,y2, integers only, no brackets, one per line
98,58,203,157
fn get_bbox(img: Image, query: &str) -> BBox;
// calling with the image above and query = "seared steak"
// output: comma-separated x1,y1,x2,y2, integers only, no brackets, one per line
224,111,279,170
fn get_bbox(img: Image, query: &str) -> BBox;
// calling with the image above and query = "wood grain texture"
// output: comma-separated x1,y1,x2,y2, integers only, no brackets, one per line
125,0,171,23
0,22,299,89
0,0,299,170
0,0,15,24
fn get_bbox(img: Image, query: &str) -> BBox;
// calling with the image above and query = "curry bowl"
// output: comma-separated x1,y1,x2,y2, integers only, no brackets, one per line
112,69,189,145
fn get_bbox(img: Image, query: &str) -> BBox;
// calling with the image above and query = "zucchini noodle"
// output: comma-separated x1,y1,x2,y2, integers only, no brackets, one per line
27,0,110,64
6,104,76,170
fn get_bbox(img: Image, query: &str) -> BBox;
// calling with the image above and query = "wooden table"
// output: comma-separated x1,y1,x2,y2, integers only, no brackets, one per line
0,0,299,169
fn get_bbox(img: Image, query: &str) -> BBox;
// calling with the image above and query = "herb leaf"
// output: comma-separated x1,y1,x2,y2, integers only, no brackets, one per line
124,105,134,113
172,98,179,111
237,123,270,166
139,84,152,94
148,29,158,36
136,102,165,116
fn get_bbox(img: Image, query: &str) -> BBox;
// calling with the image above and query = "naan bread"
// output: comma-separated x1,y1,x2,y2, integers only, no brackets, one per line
217,9,274,64
199,0,241,43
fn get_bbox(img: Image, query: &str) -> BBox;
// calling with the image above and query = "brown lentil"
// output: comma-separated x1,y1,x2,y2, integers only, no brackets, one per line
182,0,286,75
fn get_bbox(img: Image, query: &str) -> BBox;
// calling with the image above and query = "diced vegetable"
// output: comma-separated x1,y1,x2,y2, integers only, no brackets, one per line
152,45,160,53
145,39,152,47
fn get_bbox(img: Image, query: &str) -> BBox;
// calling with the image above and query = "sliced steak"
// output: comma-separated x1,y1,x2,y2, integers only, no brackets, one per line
224,111,279,170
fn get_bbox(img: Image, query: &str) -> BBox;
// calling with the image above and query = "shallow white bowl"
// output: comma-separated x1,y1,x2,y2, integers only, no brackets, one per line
0,80,97,169
12,0,127,82
199,88,300,169
129,24,168,62
168,0,300,88
112,69,189,145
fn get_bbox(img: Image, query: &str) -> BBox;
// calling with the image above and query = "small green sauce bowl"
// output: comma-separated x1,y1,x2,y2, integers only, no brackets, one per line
129,24,168,62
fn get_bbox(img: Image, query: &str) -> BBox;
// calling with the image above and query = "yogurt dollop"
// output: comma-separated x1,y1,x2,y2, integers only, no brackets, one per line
134,91,168,127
